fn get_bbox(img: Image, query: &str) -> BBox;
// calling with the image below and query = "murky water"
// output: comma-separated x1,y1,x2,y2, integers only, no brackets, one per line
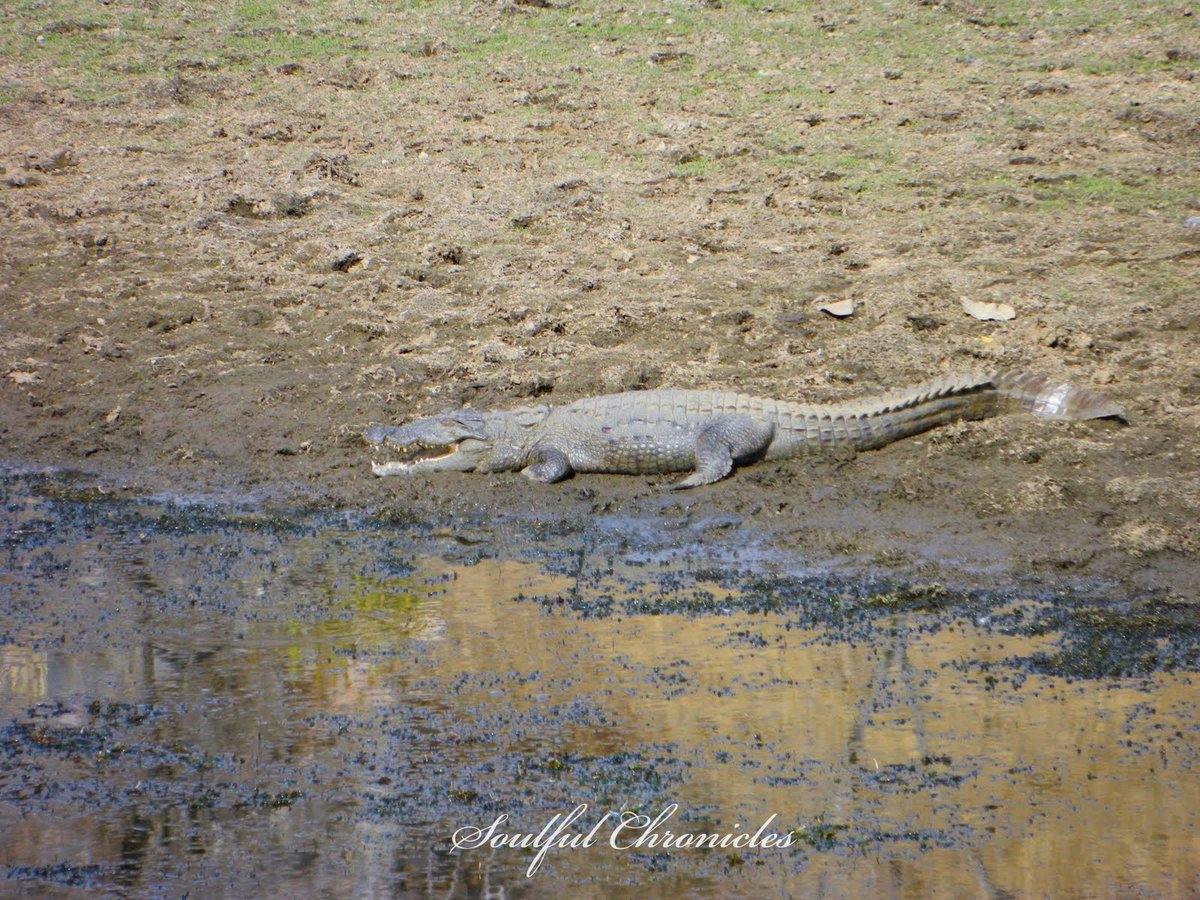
1,473,1197,897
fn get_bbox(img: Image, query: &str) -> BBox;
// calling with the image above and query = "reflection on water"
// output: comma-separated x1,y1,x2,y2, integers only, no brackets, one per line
0,480,1197,897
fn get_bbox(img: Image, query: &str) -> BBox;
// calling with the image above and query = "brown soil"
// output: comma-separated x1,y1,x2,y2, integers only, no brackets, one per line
1,2,1198,598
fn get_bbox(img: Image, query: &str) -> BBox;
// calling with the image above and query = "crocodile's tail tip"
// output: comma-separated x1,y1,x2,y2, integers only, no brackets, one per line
995,371,1128,423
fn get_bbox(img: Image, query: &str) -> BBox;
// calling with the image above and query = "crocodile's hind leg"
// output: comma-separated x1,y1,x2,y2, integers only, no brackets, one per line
522,446,572,483
666,415,774,490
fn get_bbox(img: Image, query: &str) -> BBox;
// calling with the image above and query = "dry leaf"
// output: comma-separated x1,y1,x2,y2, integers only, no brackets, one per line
104,405,121,424
960,298,1015,321
817,298,855,318
6,370,40,385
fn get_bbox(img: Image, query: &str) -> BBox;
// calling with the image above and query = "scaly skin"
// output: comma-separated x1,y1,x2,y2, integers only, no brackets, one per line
364,371,1124,489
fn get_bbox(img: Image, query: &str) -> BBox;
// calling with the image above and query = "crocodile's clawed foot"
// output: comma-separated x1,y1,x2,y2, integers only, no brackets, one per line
655,477,710,492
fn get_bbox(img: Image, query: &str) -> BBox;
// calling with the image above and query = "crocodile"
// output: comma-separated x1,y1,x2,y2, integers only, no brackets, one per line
364,371,1125,490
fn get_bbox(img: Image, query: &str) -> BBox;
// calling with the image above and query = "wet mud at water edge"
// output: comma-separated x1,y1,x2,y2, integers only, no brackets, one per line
2,471,1199,897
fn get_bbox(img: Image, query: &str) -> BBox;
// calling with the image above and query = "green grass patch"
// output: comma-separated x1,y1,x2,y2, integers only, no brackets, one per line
1032,175,1197,212
1078,53,1185,76
671,155,712,178
233,0,283,25
222,27,353,67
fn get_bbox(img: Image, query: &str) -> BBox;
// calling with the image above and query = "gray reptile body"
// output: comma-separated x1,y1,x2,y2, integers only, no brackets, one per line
365,371,1124,489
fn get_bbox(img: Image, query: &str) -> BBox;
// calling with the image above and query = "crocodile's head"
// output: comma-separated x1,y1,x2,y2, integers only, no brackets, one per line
365,410,493,476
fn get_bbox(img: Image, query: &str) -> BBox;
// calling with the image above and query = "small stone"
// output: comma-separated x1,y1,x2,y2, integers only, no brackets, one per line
26,149,78,173
1023,79,1070,95
332,251,363,272
905,314,945,332
428,243,464,265
961,298,1016,321
817,298,855,318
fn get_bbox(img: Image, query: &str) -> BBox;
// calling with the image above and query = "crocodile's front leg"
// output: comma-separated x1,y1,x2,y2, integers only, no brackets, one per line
521,447,572,483
667,415,775,490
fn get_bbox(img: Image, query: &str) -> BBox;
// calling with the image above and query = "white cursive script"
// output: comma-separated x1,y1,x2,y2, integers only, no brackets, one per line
451,804,612,876
610,804,792,851
450,803,793,877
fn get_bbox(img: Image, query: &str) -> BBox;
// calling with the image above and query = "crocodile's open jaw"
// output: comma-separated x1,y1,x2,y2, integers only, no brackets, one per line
371,441,454,475
387,440,458,465
370,436,490,476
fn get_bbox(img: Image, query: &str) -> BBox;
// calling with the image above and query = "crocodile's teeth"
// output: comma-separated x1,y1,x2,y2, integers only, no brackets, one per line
372,460,414,476
385,441,458,463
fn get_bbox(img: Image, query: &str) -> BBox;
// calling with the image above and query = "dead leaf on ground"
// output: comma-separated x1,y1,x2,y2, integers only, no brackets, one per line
817,298,855,318
960,298,1015,321
104,405,121,424
6,370,40,385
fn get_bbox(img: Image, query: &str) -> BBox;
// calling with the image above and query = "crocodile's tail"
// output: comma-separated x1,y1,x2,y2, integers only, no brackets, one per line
992,370,1126,421
799,370,1126,454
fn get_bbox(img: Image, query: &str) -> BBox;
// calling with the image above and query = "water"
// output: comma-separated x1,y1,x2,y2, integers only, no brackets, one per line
1,473,1197,897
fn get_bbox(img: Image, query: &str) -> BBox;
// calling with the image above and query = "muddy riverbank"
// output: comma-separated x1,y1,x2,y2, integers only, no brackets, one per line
1,2,1198,601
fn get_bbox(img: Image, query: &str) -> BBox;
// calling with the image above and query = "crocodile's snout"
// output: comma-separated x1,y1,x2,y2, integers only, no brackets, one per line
363,425,392,446
368,434,459,464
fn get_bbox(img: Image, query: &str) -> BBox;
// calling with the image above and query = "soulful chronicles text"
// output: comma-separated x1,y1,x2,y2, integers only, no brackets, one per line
451,803,794,877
